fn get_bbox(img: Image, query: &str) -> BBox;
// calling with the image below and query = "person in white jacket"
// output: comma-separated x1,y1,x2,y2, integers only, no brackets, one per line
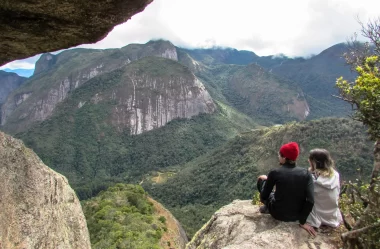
300,148,342,236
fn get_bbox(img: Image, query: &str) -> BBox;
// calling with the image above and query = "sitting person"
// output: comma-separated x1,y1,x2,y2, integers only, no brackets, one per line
300,149,342,236
257,142,314,227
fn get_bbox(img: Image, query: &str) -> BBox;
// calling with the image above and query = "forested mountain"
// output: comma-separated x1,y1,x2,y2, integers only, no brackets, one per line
82,184,187,249
198,63,309,124
1,40,179,133
15,55,256,199
0,40,354,133
0,40,367,241
178,43,354,121
143,118,373,237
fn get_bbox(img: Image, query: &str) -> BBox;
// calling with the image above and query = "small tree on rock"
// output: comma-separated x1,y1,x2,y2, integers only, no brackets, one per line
336,18,380,249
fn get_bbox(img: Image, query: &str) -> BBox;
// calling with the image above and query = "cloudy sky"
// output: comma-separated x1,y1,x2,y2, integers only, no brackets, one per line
1,0,380,70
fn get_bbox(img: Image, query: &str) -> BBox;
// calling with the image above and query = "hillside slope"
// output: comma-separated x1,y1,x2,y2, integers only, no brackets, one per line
16,57,256,199
1,40,179,133
143,118,373,237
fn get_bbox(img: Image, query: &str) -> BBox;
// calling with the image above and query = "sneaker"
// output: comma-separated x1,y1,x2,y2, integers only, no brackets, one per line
259,205,270,214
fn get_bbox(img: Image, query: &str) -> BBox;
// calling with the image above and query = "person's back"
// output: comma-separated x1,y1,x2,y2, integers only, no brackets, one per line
269,164,313,222
300,148,342,235
311,169,341,227
257,142,314,225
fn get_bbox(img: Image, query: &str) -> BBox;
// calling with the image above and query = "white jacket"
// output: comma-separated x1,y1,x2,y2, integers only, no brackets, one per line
306,169,342,228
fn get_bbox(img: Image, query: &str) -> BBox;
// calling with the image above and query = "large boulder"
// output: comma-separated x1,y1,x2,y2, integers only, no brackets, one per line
187,200,340,249
0,0,153,65
0,132,91,249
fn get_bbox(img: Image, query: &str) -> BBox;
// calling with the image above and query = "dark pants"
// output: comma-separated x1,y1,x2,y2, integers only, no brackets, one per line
257,178,266,193
257,178,275,206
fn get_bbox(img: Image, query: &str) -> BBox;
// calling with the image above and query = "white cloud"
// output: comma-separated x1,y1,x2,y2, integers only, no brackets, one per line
81,0,380,56
3,0,380,69
0,55,40,70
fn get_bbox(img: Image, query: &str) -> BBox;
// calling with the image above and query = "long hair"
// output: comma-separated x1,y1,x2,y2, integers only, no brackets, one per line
309,148,335,177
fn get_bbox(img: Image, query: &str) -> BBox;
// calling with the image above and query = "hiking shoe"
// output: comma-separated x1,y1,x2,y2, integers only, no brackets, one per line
259,205,270,214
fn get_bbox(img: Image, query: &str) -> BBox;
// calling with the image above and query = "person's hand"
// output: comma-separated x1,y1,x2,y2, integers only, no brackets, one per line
257,175,267,180
299,223,317,236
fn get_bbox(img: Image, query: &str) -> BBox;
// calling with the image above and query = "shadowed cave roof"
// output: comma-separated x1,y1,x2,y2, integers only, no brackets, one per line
0,0,153,65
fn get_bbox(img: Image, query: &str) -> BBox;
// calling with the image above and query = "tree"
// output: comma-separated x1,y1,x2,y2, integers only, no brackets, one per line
336,18,380,249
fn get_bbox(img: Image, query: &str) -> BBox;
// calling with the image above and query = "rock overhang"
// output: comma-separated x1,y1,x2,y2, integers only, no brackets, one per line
0,0,153,65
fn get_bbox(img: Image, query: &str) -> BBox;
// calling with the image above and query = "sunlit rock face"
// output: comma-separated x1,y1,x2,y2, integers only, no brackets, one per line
0,132,91,249
187,200,338,249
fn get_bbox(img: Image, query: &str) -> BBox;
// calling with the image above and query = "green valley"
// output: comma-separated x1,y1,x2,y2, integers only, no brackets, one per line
143,118,373,237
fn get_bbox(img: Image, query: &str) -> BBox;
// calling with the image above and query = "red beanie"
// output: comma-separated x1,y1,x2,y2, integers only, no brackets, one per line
279,142,299,161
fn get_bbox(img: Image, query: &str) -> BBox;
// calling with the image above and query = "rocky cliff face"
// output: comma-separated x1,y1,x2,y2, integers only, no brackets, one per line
1,41,180,133
0,70,26,104
1,61,107,128
108,61,215,134
75,56,215,135
187,200,340,249
0,132,91,249
33,53,57,75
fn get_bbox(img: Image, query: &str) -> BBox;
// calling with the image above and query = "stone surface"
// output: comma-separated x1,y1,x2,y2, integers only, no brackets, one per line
0,132,91,249
186,200,338,249
0,0,153,65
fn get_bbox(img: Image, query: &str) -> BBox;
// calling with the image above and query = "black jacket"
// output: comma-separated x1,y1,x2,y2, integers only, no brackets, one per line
260,163,314,224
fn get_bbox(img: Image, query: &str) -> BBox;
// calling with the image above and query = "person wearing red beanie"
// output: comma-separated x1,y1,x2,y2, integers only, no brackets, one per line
257,142,314,229
279,142,300,161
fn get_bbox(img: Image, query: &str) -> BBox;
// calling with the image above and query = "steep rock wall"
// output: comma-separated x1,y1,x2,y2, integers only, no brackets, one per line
0,132,91,249
105,69,215,134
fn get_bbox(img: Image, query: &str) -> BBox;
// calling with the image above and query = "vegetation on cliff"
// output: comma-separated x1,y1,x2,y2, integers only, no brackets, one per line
82,184,166,249
335,18,380,249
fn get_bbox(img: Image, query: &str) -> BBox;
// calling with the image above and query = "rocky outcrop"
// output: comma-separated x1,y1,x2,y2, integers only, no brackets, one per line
33,53,57,75
0,70,26,104
0,132,91,249
187,200,339,249
0,0,153,65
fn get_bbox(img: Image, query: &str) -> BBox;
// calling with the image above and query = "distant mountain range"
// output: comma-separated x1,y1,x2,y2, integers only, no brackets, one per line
0,70,27,105
2,68,34,77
